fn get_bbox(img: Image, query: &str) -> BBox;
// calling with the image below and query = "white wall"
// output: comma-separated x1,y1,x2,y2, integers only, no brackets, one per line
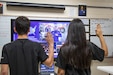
1,0,113,18
0,0,113,75
1,0,113,6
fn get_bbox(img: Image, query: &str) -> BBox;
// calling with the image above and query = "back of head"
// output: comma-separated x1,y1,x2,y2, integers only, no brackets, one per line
61,18,92,69
67,18,86,45
15,16,30,35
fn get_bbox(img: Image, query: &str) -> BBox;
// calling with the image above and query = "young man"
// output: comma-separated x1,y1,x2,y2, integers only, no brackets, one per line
0,16,54,75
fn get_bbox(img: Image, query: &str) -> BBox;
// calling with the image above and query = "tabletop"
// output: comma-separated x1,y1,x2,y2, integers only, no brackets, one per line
97,66,113,75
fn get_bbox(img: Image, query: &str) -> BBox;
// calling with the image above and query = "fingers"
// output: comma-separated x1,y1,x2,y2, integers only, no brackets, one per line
46,32,52,38
96,24,102,31
95,24,103,37
45,32,54,43
97,24,101,29
45,32,52,38
45,32,54,45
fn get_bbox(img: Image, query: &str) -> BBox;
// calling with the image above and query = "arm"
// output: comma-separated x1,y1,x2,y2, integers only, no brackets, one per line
1,64,8,75
43,32,54,67
95,24,108,56
57,68,65,75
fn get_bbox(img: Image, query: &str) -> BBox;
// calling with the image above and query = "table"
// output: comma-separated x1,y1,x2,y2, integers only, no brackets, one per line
97,66,113,75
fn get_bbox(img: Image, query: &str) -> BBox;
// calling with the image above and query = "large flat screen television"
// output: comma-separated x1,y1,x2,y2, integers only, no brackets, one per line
11,19,70,58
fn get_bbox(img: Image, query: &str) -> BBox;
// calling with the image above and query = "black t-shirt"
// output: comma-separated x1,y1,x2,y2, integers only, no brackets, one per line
0,39,48,75
56,41,105,75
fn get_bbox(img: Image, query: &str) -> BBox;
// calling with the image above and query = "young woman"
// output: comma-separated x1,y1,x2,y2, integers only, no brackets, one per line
56,18,108,75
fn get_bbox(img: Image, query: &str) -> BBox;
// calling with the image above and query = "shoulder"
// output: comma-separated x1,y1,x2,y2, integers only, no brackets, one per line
3,41,15,48
86,41,96,47
87,41,102,50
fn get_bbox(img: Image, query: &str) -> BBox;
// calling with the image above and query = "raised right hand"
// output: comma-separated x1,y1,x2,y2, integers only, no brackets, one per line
95,24,103,37
45,32,54,45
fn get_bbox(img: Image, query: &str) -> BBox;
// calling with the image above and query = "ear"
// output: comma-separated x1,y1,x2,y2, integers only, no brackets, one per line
14,27,17,33
26,28,30,34
28,28,30,32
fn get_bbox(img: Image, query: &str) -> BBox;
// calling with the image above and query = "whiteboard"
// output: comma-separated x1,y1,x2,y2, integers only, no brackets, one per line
86,33,89,40
0,16,15,61
90,19,113,35
81,19,89,25
90,36,113,57
85,26,89,32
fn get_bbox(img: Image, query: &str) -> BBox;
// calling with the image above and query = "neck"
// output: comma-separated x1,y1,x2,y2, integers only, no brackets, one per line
18,34,28,39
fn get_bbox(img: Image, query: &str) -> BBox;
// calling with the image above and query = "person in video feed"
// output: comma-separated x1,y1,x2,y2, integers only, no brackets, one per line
51,26,62,42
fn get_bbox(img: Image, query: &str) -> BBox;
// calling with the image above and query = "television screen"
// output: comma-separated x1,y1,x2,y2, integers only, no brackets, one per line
40,63,55,74
11,19,70,58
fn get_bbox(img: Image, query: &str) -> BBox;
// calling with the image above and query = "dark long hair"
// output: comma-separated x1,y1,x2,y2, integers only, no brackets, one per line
61,18,92,69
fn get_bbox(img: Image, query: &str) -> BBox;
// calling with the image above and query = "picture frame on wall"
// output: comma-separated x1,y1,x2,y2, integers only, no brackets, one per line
78,5,87,16
0,3,3,14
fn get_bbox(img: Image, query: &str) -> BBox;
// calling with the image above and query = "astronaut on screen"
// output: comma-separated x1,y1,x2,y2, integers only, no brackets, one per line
51,25,62,42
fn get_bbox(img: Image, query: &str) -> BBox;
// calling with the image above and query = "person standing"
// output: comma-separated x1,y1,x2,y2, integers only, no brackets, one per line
56,18,108,75
0,16,54,75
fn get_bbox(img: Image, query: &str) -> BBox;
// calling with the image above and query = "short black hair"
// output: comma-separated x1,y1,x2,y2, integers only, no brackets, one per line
15,16,30,35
